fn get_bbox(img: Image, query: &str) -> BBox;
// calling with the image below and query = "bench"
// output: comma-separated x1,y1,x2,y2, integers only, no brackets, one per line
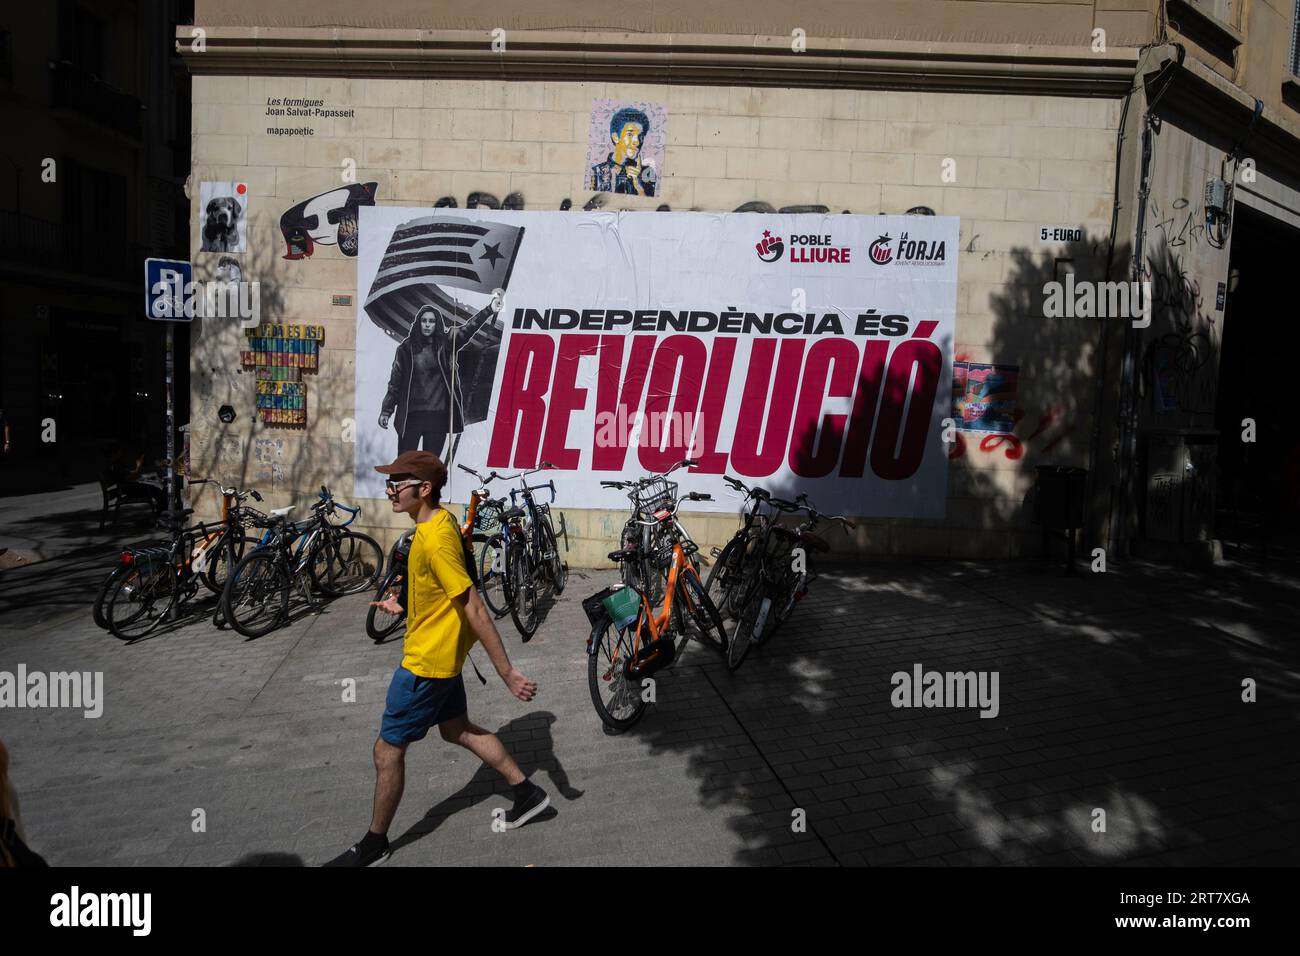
99,470,160,531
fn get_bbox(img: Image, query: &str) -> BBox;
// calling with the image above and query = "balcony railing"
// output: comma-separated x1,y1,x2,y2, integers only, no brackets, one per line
0,210,150,280
49,60,143,138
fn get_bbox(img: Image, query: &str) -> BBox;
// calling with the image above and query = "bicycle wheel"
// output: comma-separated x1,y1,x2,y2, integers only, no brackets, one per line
105,561,172,641
365,566,407,642
771,562,805,631
315,530,384,597
538,518,566,595
726,577,767,671
507,536,539,642
704,536,748,621
499,528,517,607
204,534,258,594
222,550,290,638
762,535,801,642
93,565,127,630
587,617,649,732
677,567,727,655
475,533,509,617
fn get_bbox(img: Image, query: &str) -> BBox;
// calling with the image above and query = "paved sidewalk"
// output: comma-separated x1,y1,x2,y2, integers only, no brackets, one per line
2,550,1298,867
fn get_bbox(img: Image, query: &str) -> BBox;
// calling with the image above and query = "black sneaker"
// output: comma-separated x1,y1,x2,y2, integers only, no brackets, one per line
503,782,550,829
323,834,391,867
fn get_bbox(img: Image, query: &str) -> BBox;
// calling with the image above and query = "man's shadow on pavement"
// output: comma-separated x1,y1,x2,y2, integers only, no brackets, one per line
389,712,582,855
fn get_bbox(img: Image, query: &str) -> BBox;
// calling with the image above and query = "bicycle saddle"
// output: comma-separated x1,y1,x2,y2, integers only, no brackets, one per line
502,506,525,520
607,547,638,562
269,506,295,517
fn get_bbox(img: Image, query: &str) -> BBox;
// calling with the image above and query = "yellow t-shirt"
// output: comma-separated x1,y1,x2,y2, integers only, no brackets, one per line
402,508,478,678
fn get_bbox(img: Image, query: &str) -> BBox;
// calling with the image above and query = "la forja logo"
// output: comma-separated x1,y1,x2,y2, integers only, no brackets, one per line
869,234,895,264
755,229,784,262
868,231,946,266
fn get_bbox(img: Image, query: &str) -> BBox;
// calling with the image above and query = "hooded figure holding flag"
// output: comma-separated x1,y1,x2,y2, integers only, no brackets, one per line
366,215,524,460
379,302,498,457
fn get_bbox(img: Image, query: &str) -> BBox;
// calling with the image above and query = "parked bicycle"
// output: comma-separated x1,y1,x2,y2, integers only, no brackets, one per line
456,464,511,618
703,475,777,622
99,479,264,640
582,481,726,732
497,462,567,642
221,486,382,638
724,489,855,670
601,458,702,598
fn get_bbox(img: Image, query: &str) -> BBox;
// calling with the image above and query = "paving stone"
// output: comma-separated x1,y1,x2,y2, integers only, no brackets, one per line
2,552,1297,866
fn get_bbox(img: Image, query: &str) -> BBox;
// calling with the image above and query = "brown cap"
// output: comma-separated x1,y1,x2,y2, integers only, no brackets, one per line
374,450,448,489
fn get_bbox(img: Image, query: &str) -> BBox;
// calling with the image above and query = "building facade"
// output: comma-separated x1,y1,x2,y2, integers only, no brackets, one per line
0,0,193,482
177,0,1300,565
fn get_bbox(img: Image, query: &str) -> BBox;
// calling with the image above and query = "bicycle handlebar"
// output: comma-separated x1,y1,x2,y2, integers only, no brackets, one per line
458,464,502,485
187,476,264,502
628,489,711,526
509,479,557,507
600,459,698,497
496,462,554,483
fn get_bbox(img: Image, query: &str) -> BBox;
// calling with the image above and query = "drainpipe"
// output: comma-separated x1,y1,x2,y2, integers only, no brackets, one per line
1111,43,1184,558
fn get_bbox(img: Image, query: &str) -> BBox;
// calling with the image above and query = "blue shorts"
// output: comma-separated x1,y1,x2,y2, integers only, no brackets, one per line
379,666,467,745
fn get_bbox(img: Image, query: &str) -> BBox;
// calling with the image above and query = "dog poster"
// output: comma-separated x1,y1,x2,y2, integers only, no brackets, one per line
585,99,667,198
200,181,249,253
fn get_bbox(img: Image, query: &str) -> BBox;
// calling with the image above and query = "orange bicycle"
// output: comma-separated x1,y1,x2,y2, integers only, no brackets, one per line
583,478,727,731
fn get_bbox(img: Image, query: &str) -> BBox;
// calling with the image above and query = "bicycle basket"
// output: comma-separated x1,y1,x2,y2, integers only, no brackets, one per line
632,477,677,518
581,585,618,629
474,499,504,533
582,584,640,631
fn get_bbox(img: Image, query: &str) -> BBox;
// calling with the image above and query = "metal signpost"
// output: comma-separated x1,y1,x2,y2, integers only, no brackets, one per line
144,258,194,513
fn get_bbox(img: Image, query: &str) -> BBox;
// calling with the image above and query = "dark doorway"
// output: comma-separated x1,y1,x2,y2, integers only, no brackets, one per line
1214,203,1300,559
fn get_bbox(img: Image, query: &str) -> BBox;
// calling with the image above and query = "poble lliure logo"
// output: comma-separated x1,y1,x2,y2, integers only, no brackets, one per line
755,228,785,262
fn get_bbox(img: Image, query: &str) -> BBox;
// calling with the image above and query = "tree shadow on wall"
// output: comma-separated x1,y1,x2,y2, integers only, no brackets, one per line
188,239,376,531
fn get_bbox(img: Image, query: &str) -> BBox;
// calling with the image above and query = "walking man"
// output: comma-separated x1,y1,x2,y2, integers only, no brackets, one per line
326,450,548,866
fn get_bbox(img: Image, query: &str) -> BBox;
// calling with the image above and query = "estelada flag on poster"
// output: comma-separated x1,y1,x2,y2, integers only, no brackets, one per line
354,209,958,519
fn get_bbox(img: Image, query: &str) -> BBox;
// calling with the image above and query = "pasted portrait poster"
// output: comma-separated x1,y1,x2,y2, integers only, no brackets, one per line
354,209,958,518
952,362,1019,433
585,99,667,198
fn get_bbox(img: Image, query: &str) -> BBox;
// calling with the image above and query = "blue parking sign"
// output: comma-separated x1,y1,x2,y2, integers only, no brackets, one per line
144,258,193,321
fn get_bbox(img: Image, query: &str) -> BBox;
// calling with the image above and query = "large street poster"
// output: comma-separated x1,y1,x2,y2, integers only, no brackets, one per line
354,209,956,517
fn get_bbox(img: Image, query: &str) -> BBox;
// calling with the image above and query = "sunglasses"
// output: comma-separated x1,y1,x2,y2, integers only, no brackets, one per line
385,478,424,494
